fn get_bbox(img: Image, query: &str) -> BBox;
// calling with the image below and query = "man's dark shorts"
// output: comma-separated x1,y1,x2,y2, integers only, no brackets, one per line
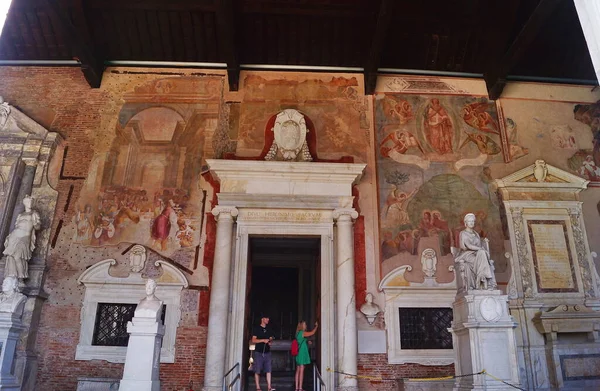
253,352,272,374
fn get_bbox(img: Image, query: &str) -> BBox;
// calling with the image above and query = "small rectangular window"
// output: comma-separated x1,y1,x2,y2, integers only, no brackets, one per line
92,303,166,347
398,307,453,350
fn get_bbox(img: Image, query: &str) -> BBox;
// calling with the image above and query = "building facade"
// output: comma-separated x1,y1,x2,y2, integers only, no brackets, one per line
1,67,600,390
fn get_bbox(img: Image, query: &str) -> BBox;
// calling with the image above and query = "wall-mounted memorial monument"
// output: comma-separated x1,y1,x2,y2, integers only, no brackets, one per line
496,161,600,391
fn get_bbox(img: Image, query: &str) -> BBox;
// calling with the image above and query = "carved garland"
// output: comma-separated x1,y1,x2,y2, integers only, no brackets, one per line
569,207,595,298
511,207,533,298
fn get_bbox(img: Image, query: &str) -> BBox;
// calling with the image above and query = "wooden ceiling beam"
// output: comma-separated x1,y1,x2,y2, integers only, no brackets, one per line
484,0,562,100
216,0,239,91
41,0,104,88
364,0,394,95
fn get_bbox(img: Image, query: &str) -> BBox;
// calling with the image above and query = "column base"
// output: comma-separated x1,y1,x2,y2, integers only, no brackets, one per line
0,375,22,391
118,379,160,391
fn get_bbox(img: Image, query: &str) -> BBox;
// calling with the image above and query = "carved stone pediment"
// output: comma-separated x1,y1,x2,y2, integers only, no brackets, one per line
495,160,589,202
495,160,588,191
0,97,48,138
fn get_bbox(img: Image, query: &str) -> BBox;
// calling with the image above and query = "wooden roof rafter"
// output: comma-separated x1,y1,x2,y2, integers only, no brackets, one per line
41,0,104,87
484,0,563,100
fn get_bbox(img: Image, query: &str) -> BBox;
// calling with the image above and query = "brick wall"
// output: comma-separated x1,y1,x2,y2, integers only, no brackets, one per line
0,67,211,391
357,354,454,390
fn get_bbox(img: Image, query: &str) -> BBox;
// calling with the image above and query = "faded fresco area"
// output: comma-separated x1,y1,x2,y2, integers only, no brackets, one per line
497,99,600,185
567,101,600,184
375,94,521,278
234,74,369,161
71,77,221,269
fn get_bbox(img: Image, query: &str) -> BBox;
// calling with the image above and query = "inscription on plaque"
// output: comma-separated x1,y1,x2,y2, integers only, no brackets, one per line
527,220,578,293
239,209,330,223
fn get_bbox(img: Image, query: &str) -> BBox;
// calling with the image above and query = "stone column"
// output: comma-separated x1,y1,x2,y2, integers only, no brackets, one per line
574,0,600,82
333,208,359,391
203,206,238,391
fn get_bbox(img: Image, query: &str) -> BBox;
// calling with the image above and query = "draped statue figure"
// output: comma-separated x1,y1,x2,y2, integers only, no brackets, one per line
452,213,497,291
3,195,41,285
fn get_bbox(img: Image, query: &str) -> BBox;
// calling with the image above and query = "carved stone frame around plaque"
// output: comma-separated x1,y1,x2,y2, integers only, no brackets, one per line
495,160,598,304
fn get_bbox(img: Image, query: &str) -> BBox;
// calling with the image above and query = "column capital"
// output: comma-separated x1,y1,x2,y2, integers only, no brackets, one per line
211,206,239,219
333,208,358,222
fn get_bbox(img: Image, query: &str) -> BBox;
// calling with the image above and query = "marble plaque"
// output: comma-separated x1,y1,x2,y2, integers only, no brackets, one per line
560,354,600,380
527,220,578,293
239,209,330,223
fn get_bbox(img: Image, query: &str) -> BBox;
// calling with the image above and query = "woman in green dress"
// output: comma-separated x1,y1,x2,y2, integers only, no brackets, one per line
294,320,318,391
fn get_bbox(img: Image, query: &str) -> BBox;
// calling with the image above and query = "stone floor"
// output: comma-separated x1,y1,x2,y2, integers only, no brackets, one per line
247,370,314,391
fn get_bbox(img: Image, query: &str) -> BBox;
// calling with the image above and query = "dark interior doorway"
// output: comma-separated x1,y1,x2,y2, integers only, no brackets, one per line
244,236,320,391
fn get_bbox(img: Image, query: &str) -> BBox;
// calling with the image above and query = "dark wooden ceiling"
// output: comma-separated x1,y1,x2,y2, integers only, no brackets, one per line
0,0,596,98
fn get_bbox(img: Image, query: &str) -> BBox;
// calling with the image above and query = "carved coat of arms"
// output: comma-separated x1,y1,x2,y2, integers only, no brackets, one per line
265,109,313,161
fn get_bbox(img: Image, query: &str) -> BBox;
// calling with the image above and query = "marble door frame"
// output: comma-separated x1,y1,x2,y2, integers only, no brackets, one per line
228,220,335,390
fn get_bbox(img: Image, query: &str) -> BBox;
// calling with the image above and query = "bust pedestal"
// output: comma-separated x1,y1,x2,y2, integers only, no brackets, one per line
450,290,520,391
0,310,25,390
118,315,164,391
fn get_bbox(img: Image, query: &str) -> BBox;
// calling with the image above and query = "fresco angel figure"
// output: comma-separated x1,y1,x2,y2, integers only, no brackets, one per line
459,132,501,155
461,101,499,134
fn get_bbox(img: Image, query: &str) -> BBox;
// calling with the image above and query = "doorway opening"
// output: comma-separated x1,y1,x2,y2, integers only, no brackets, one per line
244,236,321,390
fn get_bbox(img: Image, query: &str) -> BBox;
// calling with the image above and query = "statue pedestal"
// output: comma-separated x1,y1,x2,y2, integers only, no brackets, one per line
450,290,520,391
0,312,25,391
118,316,164,391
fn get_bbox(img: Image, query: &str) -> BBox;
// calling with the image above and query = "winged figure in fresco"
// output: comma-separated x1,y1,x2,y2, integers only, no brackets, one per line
382,96,413,125
461,101,499,134
459,132,501,155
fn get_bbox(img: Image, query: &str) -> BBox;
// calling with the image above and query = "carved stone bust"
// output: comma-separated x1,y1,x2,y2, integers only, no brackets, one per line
360,292,381,325
135,279,163,320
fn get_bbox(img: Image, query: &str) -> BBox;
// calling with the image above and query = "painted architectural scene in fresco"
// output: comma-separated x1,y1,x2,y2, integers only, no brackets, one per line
375,94,510,273
568,100,600,184
72,83,213,258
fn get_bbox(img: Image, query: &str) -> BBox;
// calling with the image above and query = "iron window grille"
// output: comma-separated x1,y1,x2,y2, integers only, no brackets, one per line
398,307,453,350
92,303,166,347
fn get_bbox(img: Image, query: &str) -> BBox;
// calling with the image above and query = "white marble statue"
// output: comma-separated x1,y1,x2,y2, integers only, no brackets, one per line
0,276,26,315
135,279,163,319
2,195,41,284
360,292,381,325
453,213,497,291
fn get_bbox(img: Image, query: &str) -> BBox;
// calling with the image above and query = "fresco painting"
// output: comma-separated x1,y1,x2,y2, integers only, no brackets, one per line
376,94,508,275
72,78,215,260
568,101,600,184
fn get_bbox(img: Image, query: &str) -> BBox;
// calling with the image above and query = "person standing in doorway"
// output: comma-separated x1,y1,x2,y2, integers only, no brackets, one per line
251,313,276,391
294,320,318,391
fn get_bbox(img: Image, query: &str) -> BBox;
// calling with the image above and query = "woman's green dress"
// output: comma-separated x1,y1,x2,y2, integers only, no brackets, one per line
295,330,311,365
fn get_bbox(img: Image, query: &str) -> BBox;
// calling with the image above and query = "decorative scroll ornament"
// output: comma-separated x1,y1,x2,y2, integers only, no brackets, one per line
511,207,533,298
0,96,10,129
569,207,595,298
265,109,313,162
